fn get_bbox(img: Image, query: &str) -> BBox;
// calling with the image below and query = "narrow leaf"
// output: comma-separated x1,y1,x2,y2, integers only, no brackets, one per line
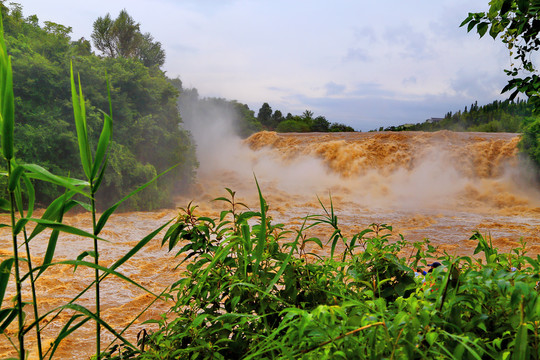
70,63,92,178
0,258,14,304
91,112,112,181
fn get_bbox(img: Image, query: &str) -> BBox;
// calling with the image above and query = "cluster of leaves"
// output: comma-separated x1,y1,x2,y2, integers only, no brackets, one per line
102,187,540,359
91,9,166,68
379,99,532,133
0,2,196,210
257,104,355,133
461,1,540,171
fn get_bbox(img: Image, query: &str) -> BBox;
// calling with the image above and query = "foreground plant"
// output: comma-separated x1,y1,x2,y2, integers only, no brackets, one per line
96,185,540,360
0,13,179,359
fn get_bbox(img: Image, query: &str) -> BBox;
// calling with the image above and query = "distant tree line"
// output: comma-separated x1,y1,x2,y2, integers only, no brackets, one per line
376,99,532,133
256,103,356,133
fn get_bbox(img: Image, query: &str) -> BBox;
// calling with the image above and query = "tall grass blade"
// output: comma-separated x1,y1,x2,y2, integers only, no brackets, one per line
21,163,89,194
264,221,303,294
8,165,23,192
253,176,266,274
0,308,17,332
0,43,14,160
91,112,111,181
108,220,171,271
95,164,178,235
28,190,77,240
22,174,35,219
26,218,105,241
0,258,13,304
70,63,92,178
45,314,89,359
21,260,159,297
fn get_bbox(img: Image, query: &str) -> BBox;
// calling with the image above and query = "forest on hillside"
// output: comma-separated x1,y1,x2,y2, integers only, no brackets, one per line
1,3,357,209
379,99,533,133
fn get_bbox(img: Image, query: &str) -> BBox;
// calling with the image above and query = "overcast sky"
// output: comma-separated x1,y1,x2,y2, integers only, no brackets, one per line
19,0,509,131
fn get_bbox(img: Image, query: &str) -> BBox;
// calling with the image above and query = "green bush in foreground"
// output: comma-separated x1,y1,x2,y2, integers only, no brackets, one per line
100,187,540,360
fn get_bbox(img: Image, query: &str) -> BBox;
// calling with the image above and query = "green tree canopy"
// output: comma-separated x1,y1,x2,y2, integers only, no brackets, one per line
463,1,540,171
257,102,273,129
92,9,165,68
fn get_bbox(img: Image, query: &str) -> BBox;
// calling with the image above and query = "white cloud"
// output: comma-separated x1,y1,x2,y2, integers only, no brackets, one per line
17,0,511,130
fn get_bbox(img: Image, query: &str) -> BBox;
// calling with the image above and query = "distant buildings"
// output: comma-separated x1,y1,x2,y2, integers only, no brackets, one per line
426,117,444,123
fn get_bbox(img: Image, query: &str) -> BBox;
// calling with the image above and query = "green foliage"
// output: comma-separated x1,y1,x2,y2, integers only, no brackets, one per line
384,99,531,132
97,188,540,360
255,103,356,133
462,1,540,108
461,2,540,169
519,115,540,169
275,119,311,132
1,3,196,209
92,10,165,68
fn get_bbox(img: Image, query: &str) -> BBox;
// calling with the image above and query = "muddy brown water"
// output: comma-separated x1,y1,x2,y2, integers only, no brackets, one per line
1,131,539,359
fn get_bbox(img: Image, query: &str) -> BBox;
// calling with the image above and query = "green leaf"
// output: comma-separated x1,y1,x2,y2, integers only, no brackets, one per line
96,164,178,235
500,0,513,16
8,164,23,192
28,191,77,241
253,175,267,274
513,324,528,360
21,164,89,195
0,198,9,211
70,63,92,179
0,258,13,304
0,308,17,333
22,174,35,219
517,0,529,13
73,251,96,272
46,314,89,359
91,112,112,181
27,217,104,241
1,53,14,160
477,22,489,38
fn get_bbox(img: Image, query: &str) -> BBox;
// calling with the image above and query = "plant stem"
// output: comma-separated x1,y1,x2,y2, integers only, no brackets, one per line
8,162,24,359
91,189,101,359
22,228,43,359
300,322,386,354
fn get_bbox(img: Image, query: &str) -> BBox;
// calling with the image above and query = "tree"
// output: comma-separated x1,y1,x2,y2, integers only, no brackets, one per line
329,122,355,132
462,2,540,109
91,13,116,57
137,32,165,67
271,109,284,128
312,116,330,132
463,1,540,171
257,102,273,129
91,10,165,68
276,119,310,132
4,4,196,209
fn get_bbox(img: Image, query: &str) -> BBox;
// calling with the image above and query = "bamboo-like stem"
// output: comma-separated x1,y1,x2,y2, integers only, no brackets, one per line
300,321,386,354
7,162,24,359
91,187,101,360
22,227,43,359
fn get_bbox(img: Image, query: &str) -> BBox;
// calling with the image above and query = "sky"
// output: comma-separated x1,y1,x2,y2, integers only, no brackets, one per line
18,0,510,131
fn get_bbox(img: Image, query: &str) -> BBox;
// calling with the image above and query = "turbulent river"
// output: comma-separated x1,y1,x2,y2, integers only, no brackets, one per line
1,130,540,358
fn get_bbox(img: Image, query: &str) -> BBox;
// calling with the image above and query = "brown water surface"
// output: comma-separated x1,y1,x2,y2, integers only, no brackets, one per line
1,131,539,359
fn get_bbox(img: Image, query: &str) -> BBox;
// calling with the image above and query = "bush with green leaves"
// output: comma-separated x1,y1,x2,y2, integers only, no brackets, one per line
98,186,540,360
